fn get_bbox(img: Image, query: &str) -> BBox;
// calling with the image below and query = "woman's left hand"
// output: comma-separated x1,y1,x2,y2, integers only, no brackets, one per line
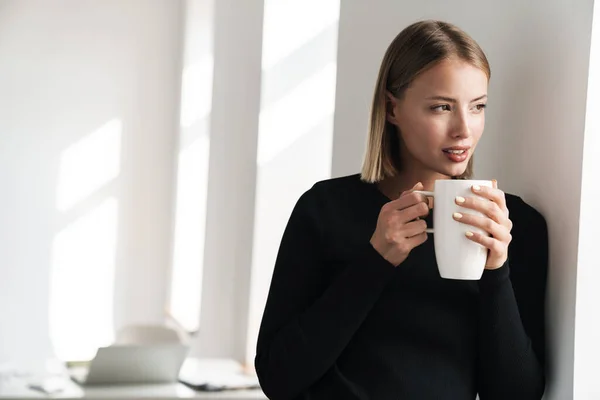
452,180,513,270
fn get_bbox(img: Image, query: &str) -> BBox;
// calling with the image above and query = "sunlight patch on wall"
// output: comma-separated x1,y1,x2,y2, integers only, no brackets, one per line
180,56,214,128
261,0,340,70
50,198,118,361
56,119,121,212
169,134,210,332
257,62,337,165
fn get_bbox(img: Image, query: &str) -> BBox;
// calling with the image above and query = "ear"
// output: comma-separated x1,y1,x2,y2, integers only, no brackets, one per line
385,91,399,125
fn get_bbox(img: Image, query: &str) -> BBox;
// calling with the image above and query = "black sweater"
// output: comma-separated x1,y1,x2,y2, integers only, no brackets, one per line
255,174,547,400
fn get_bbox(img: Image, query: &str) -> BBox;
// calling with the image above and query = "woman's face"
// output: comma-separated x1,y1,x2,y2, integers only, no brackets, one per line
387,58,488,178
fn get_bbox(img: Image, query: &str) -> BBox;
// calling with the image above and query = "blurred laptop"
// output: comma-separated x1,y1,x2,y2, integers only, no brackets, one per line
69,344,189,386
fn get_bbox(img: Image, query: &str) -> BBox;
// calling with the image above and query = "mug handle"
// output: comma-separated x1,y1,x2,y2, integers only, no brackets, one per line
413,190,434,233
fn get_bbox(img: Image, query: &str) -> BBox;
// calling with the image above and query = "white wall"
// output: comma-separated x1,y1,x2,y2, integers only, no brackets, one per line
333,1,595,398
246,0,340,366
0,0,341,370
168,0,214,339
0,0,182,363
575,1,600,398
187,0,341,364
194,0,264,361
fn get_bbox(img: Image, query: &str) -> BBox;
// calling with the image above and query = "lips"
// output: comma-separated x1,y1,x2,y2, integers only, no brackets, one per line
442,146,471,153
443,149,467,155
442,146,470,162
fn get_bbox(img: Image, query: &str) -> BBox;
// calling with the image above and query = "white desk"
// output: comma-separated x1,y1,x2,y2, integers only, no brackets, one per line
0,380,267,400
0,357,267,400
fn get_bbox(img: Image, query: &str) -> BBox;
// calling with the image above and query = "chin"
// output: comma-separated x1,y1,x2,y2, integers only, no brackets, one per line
439,163,468,177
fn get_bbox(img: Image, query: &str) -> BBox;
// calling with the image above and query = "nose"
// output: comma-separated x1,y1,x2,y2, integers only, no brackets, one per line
451,110,470,139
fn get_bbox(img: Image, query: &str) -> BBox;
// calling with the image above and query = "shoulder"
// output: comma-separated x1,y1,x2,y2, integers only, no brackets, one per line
298,173,365,209
311,173,364,194
292,173,370,231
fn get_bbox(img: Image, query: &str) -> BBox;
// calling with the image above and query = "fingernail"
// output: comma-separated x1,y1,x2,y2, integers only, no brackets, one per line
465,231,474,237
472,185,481,191
453,212,463,220
455,196,466,204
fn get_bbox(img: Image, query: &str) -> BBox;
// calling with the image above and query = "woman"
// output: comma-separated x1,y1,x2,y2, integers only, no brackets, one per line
255,20,547,400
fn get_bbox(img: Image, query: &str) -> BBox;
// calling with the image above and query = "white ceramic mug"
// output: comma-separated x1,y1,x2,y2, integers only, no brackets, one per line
415,179,493,280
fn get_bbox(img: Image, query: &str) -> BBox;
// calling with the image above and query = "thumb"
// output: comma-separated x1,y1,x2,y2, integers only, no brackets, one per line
401,182,423,196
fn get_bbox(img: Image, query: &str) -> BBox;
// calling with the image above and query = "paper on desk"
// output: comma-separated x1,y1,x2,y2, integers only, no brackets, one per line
0,360,69,396
179,358,260,390
28,376,68,395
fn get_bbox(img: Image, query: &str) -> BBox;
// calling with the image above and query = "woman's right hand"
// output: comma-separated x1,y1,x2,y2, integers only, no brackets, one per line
370,182,430,266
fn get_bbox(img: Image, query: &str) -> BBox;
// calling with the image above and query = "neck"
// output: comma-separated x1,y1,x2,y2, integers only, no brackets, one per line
394,168,449,192
394,141,449,192
377,167,449,200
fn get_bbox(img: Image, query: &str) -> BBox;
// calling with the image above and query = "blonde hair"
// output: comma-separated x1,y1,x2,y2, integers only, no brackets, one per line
361,20,491,183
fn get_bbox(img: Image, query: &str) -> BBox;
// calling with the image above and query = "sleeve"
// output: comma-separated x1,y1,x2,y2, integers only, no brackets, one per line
254,188,396,400
477,199,548,399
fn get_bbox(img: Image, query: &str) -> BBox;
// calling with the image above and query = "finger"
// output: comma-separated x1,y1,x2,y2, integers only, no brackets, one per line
453,212,512,242
465,231,506,257
401,219,428,238
492,179,498,189
455,194,505,224
471,184,507,211
387,190,429,212
405,231,428,248
399,181,424,198
397,201,430,223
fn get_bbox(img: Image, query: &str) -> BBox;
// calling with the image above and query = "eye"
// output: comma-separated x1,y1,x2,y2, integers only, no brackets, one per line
474,103,487,112
431,104,451,112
